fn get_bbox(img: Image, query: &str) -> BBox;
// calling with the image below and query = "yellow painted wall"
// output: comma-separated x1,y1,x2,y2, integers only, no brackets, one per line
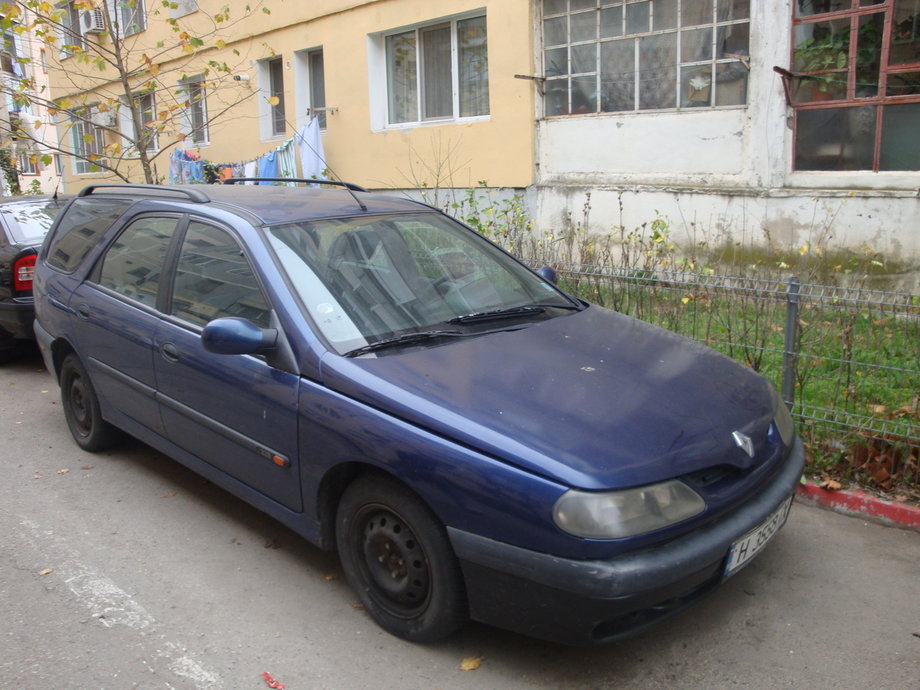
51,0,535,190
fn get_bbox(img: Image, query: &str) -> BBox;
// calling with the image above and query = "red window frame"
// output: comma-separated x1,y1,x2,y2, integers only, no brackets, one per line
788,0,920,172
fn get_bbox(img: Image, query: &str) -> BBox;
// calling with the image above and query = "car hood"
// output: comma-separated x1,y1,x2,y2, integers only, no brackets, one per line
319,306,777,490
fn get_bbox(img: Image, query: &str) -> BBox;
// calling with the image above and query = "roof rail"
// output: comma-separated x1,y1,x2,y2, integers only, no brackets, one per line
223,178,369,192
77,184,211,203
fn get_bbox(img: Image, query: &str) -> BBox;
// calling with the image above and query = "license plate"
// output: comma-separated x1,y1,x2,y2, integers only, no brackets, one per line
723,495,793,577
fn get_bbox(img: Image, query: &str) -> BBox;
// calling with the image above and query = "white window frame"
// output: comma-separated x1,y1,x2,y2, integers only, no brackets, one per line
57,1,85,57
71,116,107,174
257,56,288,139
18,151,39,175
170,0,198,20
294,46,327,130
178,76,208,146
111,0,146,38
120,91,157,154
369,10,490,130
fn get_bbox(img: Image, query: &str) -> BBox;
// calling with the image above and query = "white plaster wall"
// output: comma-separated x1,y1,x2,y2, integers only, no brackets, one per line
533,0,920,264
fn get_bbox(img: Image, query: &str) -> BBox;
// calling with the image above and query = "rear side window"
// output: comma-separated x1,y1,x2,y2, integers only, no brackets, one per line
45,197,134,273
0,201,63,244
98,217,180,308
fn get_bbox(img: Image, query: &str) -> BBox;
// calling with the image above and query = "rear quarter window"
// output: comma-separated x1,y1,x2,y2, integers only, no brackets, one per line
45,198,134,273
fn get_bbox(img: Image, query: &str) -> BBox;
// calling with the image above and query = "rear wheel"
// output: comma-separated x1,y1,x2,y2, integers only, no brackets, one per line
60,353,121,452
336,475,467,642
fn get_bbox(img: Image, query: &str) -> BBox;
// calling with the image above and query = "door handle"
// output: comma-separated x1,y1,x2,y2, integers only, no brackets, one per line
160,342,180,362
76,304,91,319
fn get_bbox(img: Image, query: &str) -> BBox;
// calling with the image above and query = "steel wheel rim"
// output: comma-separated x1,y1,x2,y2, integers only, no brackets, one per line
355,505,431,618
67,373,91,436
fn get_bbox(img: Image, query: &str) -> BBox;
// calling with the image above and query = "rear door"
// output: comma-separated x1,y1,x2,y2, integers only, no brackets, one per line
153,218,302,511
68,215,181,434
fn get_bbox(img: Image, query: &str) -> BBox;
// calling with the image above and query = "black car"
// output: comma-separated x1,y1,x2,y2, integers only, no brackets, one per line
0,196,69,362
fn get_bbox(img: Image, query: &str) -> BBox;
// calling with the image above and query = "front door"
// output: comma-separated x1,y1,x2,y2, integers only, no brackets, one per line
153,219,302,511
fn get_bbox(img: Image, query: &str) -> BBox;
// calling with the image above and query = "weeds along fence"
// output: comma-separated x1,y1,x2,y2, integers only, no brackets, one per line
541,262,920,456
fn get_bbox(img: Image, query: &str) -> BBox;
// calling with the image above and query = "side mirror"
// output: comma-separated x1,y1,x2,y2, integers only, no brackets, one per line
537,265,558,285
201,317,277,355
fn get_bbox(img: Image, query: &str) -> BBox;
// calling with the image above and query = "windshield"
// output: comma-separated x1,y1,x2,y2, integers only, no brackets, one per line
267,212,575,355
1,201,62,244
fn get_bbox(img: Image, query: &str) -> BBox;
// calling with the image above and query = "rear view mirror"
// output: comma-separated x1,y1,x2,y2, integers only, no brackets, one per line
537,266,558,285
201,317,277,355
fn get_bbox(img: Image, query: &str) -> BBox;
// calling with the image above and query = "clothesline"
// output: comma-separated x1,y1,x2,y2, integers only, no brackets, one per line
168,117,326,186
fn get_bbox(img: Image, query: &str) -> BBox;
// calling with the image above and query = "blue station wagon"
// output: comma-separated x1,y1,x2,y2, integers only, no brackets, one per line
33,183,804,645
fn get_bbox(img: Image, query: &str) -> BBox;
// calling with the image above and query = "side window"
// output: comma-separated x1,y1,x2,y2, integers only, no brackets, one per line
98,217,179,308
45,198,135,273
170,221,271,328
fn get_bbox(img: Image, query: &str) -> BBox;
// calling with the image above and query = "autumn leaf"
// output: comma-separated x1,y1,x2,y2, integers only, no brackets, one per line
267,96,280,107
459,657,482,671
38,568,53,576
819,479,842,491
57,468,70,475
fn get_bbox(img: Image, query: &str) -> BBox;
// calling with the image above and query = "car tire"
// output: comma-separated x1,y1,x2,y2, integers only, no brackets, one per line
60,353,122,452
336,474,468,642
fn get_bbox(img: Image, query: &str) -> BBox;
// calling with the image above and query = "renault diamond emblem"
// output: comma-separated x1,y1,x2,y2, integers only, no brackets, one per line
732,431,755,458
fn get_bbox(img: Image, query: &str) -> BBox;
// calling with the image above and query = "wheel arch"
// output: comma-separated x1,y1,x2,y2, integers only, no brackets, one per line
315,461,438,552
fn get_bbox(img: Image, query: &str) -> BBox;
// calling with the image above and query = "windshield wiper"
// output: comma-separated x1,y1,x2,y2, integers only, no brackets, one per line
344,330,464,358
448,302,581,325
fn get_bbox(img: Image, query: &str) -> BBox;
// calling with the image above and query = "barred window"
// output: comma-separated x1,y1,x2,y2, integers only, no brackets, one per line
542,0,750,115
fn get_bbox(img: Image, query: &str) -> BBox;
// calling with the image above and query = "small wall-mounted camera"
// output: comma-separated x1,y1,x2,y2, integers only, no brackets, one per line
232,74,250,82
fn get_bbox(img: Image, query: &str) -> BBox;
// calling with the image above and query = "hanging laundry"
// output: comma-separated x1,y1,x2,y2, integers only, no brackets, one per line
277,140,298,184
297,117,326,180
243,160,257,183
258,151,279,184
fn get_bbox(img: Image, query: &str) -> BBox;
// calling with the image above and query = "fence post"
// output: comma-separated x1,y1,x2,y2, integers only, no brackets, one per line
782,276,800,409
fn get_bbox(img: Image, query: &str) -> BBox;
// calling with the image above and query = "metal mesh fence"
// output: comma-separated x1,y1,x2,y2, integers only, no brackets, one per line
540,261,920,445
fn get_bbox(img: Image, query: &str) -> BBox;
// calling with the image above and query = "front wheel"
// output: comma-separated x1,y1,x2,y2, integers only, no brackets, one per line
60,353,122,452
336,475,468,642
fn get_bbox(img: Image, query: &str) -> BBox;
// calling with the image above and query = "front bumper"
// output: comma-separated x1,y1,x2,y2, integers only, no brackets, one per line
448,436,805,645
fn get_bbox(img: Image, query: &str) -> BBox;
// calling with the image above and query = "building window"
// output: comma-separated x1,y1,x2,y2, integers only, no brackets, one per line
170,0,198,19
790,0,920,171
384,13,489,125
542,0,750,115
18,152,39,175
131,91,157,152
71,117,106,174
309,49,326,128
116,0,146,37
58,1,85,55
1,27,19,74
268,57,286,136
294,47,328,129
179,76,208,145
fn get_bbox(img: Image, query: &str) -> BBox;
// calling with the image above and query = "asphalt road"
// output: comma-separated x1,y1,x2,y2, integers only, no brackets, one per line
2,347,919,690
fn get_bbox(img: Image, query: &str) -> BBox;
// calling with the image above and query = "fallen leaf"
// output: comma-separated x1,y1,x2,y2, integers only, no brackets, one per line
460,657,482,671
351,602,364,610
819,479,842,491
163,491,176,498
57,469,70,475
38,569,53,576
324,573,338,581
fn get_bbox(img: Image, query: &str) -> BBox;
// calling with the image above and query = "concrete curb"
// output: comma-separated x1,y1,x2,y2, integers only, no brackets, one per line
795,481,920,532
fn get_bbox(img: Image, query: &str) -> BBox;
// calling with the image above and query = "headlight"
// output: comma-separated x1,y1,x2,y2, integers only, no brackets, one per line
773,394,795,446
553,480,706,539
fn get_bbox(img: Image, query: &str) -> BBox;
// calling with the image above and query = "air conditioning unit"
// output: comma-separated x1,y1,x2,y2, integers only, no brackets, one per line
80,8,106,35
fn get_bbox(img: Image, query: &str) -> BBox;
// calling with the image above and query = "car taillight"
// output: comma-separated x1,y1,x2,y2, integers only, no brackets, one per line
13,254,36,291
